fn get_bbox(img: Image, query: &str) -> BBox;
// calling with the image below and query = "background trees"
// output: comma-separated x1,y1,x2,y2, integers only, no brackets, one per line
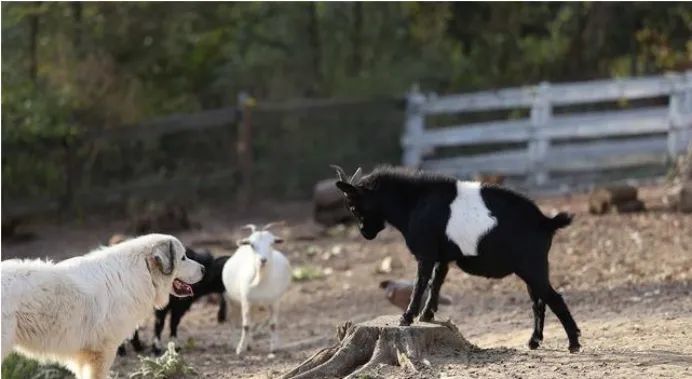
2,2,690,204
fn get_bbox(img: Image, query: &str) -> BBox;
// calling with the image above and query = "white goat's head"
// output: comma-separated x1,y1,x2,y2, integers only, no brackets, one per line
237,223,284,267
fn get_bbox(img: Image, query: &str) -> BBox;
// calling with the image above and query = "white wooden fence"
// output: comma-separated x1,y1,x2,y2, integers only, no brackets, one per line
402,71,692,190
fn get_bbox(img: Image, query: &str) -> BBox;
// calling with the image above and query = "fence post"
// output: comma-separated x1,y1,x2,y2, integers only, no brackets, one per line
528,82,551,187
667,72,684,161
402,84,426,167
236,91,256,209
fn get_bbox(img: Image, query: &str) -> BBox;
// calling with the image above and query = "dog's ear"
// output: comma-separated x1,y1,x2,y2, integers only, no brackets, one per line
150,240,175,275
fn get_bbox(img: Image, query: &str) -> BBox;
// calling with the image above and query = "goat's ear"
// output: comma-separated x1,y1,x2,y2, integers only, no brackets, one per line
335,181,359,197
237,238,251,247
273,237,284,244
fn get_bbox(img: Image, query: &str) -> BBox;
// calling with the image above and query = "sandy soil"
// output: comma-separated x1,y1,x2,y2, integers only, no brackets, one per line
3,186,691,378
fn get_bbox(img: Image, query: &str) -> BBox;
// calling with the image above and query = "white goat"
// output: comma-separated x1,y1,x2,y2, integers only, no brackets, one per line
222,223,291,355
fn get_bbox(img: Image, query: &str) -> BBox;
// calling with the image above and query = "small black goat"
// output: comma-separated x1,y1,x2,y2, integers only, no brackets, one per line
333,165,581,352
118,247,229,355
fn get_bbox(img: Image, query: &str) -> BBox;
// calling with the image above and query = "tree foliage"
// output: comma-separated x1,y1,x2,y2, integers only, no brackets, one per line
1,2,690,205
3,2,689,131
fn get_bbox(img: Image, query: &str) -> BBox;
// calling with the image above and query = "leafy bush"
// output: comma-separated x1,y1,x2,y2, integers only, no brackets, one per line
1,353,74,379
291,265,325,282
129,342,198,379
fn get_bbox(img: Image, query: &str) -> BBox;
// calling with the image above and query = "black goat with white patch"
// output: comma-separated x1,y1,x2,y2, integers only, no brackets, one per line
118,247,229,355
333,165,581,352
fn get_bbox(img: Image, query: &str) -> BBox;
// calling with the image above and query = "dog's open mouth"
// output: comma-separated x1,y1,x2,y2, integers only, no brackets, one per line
172,279,194,297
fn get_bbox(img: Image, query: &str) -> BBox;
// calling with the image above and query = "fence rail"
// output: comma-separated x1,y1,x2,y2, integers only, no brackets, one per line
402,71,692,189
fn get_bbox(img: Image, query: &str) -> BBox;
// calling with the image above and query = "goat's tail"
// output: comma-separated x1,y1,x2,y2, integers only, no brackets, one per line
545,212,574,232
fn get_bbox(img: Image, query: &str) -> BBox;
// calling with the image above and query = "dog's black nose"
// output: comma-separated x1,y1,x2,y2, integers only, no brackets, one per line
260,258,268,265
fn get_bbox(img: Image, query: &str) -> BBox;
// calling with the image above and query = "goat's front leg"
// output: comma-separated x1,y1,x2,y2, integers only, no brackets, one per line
151,307,169,355
269,302,280,354
420,261,449,322
217,295,227,323
236,299,252,355
400,260,435,326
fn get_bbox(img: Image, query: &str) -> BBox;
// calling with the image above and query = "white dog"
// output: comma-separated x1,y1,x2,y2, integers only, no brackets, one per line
1,233,204,379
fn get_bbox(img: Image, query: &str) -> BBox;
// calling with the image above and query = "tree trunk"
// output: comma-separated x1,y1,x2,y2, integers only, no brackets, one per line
281,315,477,379
351,2,363,75
307,2,322,96
71,2,83,57
28,2,41,82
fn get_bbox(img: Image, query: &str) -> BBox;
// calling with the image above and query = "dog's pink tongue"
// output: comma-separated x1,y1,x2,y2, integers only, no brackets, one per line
173,279,194,297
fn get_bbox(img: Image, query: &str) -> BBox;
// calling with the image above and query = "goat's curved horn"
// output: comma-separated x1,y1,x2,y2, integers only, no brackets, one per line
350,167,363,184
330,164,348,182
262,221,285,231
241,224,257,233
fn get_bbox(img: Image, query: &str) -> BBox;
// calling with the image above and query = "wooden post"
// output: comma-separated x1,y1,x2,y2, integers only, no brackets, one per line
684,72,692,149
667,72,684,162
402,84,426,167
236,92,256,209
528,82,551,187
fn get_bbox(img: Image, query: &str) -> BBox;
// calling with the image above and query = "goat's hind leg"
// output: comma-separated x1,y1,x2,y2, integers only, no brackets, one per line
520,270,581,353
420,261,449,322
526,284,546,349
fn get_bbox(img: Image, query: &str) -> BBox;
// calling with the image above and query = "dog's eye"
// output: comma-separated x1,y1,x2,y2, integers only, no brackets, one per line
182,256,186,261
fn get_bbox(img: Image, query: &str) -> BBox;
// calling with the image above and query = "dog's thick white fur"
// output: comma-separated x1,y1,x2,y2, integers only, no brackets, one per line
1,233,204,379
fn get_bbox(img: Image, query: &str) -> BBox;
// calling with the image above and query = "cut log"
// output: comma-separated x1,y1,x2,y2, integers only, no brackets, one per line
614,199,645,213
379,280,453,311
588,185,640,215
281,315,476,379
314,179,343,207
314,179,352,227
129,202,196,234
473,173,506,186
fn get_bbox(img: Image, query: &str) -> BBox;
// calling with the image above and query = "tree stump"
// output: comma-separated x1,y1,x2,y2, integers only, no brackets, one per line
281,315,476,379
313,179,352,227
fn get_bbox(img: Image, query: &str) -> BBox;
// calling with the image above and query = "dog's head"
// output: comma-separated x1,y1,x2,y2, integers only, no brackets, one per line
144,234,205,301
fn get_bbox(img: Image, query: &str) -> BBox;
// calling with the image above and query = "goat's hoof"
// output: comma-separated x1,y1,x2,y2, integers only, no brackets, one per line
151,345,162,356
399,316,413,326
132,342,144,352
528,339,540,350
568,343,581,353
419,312,434,322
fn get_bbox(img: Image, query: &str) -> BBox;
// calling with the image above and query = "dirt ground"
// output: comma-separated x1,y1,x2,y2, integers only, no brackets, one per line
3,186,691,378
